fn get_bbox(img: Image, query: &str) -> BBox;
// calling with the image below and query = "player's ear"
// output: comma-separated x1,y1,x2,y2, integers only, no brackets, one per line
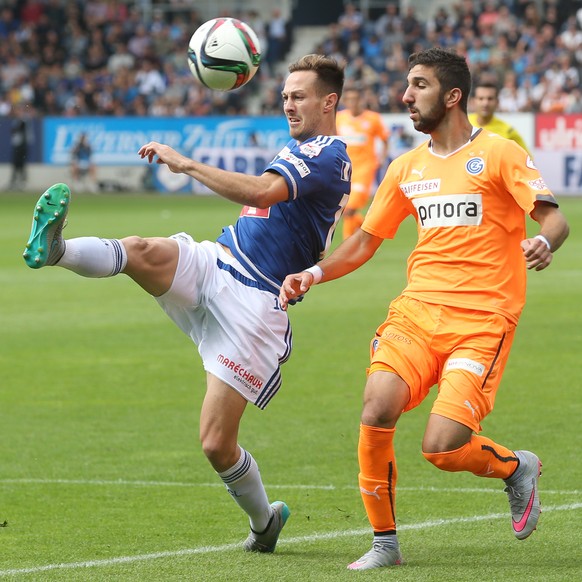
324,93,338,113
446,87,463,108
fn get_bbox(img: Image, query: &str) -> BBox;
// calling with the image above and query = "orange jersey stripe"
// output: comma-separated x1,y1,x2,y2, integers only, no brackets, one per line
362,130,557,323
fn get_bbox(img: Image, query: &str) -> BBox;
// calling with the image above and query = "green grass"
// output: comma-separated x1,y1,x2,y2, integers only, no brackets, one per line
1,192,581,581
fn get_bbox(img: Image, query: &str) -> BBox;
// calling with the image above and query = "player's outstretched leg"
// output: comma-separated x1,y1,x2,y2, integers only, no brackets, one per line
503,450,542,540
243,501,290,553
23,183,70,269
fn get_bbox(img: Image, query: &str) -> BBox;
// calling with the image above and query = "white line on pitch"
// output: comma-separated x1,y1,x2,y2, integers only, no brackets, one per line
0,478,580,496
0,503,580,577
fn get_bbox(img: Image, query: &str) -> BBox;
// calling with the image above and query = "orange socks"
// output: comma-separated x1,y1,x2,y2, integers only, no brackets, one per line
422,435,519,479
342,213,364,239
358,424,397,534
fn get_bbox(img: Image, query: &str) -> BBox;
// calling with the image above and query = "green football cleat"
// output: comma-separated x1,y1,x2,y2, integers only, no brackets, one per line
23,183,71,269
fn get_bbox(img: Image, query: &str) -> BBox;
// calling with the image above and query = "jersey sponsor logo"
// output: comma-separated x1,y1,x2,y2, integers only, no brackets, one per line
399,178,441,197
526,156,537,170
299,142,322,158
528,177,549,191
240,205,271,218
446,357,485,376
281,151,311,177
341,160,351,182
414,194,482,228
217,354,264,391
466,157,485,175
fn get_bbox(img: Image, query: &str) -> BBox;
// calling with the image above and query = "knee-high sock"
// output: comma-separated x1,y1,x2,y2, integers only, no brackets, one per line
422,435,519,479
57,237,127,277
358,424,397,534
218,447,272,532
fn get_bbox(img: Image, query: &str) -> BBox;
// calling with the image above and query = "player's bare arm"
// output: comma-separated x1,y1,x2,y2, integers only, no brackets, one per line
138,141,289,208
521,203,569,271
279,229,383,309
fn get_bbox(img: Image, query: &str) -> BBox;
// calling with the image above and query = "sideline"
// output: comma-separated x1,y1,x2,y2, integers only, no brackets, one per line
0,503,580,577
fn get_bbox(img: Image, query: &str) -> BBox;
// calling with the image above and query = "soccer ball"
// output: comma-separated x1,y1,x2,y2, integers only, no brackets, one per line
187,17,261,91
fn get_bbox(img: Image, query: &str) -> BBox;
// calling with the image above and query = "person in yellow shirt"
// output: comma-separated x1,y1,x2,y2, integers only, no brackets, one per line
337,87,390,238
280,48,569,570
469,81,531,155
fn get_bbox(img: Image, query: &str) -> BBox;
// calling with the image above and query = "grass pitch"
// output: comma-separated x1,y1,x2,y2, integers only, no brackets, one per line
1,192,581,581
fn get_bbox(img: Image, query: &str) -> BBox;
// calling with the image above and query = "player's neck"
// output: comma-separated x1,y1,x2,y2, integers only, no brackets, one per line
429,117,475,156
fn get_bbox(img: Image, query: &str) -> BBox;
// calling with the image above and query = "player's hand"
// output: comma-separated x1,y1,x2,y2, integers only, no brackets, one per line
138,142,191,174
279,271,315,310
521,237,552,271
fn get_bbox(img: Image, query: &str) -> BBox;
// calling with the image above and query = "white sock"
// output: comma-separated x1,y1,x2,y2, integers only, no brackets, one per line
218,447,272,532
57,237,127,277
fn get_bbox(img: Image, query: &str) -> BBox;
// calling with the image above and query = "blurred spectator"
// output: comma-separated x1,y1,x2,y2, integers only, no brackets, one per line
128,23,152,58
539,84,571,112
7,103,30,190
361,32,384,69
426,6,455,34
400,6,423,53
338,3,364,43
260,86,282,115
374,3,401,38
71,132,98,193
498,71,530,111
135,58,166,104
560,15,582,49
265,9,290,71
108,42,136,74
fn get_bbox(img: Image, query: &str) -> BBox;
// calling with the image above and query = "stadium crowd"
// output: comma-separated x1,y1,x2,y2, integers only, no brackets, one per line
0,0,581,118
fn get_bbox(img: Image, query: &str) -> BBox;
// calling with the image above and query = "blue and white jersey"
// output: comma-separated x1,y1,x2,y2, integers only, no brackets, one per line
217,135,351,294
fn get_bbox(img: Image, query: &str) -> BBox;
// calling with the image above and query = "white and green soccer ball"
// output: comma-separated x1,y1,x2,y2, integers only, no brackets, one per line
187,17,262,91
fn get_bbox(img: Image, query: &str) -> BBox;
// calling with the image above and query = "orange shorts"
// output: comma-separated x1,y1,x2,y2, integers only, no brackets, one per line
368,295,516,432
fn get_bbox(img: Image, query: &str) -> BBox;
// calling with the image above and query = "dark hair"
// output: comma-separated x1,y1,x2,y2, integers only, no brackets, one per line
288,54,345,103
472,80,500,97
408,47,471,113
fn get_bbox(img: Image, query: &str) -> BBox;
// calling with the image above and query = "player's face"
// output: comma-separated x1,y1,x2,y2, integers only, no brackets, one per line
402,65,448,134
343,90,363,115
282,70,331,142
473,87,498,120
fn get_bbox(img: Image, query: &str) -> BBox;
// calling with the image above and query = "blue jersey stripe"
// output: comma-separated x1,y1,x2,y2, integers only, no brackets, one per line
216,258,262,290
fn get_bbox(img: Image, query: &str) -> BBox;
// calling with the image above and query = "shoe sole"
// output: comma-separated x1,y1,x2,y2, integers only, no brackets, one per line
347,550,403,570
23,183,70,269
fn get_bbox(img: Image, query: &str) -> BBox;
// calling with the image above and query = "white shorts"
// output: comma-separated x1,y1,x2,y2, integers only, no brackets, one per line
156,233,292,409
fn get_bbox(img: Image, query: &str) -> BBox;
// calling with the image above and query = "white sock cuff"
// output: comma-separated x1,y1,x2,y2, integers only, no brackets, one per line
218,447,254,485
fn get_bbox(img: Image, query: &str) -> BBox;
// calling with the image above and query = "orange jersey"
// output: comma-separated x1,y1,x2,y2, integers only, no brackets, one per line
362,129,558,323
336,109,389,175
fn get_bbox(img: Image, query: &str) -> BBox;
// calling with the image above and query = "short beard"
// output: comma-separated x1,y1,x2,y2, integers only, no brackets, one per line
413,92,448,134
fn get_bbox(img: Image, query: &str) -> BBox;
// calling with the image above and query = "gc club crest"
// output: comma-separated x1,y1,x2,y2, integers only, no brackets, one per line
466,157,485,175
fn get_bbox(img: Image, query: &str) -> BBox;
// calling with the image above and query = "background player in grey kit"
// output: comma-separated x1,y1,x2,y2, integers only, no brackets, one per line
23,54,350,553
